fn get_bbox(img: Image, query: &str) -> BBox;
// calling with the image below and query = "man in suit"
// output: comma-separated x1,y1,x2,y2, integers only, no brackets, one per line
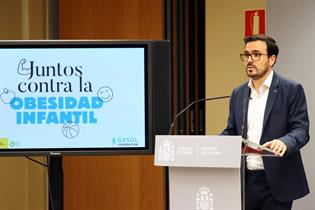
222,34,310,210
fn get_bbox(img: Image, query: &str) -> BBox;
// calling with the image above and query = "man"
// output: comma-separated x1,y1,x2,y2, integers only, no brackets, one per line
222,34,310,210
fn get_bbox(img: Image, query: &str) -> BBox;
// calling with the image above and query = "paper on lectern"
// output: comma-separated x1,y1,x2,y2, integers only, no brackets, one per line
242,139,276,156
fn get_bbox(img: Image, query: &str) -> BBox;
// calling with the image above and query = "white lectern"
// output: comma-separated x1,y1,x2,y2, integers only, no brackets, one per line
154,135,243,210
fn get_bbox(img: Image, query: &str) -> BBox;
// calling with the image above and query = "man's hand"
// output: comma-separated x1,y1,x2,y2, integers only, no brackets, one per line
263,139,287,157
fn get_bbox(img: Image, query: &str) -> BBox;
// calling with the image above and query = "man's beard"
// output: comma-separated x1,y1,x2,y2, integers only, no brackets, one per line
246,65,269,80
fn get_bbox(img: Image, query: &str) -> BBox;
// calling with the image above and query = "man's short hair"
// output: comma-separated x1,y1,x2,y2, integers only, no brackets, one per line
244,34,279,57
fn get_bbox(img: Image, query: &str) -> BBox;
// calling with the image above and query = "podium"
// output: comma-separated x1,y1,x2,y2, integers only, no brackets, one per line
154,135,243,210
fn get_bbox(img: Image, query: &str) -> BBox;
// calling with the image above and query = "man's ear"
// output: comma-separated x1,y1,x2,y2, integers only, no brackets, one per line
270,55,277,66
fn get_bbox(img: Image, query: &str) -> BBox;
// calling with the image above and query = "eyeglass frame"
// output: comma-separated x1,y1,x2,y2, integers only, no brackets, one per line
240,52,269,61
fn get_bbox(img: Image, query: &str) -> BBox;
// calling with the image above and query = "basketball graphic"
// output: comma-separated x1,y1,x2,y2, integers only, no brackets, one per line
62,122,80,139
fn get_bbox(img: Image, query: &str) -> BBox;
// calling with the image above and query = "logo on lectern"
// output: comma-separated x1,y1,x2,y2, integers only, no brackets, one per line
158,139,175,161
196,186,214,210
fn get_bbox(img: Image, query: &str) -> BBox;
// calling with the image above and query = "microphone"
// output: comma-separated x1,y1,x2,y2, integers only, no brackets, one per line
168,95,230,135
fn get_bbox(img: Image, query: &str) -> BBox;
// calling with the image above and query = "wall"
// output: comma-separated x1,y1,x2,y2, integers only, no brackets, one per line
59,1,165,210
0,0,23,39
0,1,48,210
267,1,315,209
59,0,163,39
205,0,266,135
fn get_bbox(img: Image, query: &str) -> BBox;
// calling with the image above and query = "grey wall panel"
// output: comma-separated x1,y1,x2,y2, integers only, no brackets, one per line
267,1,315,209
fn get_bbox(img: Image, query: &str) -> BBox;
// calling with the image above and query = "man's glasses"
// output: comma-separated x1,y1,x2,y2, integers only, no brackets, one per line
240,52,269,61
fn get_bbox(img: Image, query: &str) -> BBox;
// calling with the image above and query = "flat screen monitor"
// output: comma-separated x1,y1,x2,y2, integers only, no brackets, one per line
0,40,171,156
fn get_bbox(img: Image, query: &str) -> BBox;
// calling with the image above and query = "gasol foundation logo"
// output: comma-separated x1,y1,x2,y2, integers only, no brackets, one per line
0,58,114,139
196,186,214,210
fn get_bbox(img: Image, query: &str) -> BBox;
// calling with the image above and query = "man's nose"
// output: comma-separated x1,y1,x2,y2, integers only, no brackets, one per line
247,55,254,62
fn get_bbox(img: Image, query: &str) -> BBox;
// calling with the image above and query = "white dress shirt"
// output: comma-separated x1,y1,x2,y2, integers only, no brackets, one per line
246,70,273,170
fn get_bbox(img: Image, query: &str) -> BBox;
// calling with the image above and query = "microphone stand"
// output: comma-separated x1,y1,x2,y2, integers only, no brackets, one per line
168,95,230,135
164,95,230,210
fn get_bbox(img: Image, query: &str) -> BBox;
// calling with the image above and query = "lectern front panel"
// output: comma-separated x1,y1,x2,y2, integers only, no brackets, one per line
169,167,241,210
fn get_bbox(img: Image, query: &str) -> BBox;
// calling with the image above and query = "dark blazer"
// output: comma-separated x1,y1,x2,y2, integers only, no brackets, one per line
222,71,310,202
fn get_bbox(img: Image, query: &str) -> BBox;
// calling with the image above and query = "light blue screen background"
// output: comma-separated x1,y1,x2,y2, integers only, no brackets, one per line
0,47,146,149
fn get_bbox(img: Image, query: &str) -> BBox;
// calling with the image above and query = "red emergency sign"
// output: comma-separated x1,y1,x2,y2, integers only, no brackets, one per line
245,9,265,36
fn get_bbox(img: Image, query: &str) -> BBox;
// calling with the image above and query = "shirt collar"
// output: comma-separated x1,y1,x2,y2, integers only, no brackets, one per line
248,70,274,90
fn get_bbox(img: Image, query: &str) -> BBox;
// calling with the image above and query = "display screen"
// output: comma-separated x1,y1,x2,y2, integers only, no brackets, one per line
0,42,149,155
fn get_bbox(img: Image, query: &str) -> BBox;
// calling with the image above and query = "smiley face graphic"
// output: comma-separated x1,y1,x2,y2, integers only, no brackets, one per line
97,86,113,102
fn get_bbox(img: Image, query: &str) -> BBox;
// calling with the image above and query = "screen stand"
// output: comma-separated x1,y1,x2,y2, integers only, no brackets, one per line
48,156,64,210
